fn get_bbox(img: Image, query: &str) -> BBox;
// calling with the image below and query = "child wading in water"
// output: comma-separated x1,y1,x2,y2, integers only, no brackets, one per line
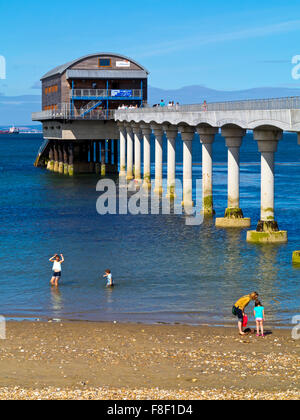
254,300,265,337
49,254,64,287
104,269,113,287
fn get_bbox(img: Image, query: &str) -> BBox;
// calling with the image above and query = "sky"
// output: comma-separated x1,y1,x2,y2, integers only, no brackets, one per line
1,0,300,96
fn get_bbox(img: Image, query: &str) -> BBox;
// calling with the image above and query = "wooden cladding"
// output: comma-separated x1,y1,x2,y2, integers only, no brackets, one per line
44,105,58,111
45,85,58,95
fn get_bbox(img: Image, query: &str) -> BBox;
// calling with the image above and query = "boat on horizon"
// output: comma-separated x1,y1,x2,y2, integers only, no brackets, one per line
0,125,20,134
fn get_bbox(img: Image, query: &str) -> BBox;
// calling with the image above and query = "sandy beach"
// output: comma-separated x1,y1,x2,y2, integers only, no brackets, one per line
0,321,299,400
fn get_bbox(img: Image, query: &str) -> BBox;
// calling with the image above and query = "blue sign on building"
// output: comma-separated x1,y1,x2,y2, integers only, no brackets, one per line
111,89,132,97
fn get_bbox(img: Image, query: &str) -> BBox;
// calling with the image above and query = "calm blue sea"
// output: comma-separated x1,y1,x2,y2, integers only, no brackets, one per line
0,133,299,326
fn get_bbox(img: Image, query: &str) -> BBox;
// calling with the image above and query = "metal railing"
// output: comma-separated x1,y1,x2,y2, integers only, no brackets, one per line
32,104,115,121
71,89,142,98
116,96,300,112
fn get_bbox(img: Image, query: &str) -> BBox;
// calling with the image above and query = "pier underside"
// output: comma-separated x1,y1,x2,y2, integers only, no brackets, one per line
35,120,119,175
36,139,119,176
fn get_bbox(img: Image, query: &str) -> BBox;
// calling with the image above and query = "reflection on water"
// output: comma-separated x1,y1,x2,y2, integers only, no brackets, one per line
50,287,64,314
0,134,299,326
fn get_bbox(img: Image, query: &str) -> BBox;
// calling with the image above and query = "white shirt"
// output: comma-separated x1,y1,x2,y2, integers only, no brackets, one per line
52,261,61,272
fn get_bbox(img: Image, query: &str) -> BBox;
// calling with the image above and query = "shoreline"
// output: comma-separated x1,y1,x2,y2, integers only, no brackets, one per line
2,316,294,330
0,321,299,399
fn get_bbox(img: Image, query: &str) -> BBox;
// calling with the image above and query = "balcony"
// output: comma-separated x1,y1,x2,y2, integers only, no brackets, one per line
71,89,142,100
32,104,115,121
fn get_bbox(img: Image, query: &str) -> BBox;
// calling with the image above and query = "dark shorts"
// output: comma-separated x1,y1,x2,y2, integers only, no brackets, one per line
53,271,61,278
234,306,244,322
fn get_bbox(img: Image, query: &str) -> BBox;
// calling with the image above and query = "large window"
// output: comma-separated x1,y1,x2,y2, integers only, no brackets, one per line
98,58,111,67
45,85,58,95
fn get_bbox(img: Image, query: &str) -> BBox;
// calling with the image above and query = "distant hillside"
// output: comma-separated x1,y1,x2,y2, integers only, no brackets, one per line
0,95,41,125
2,86,300,124
149,85,300,105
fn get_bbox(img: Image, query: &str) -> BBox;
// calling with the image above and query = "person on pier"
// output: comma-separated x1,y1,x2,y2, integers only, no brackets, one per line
49,254,64,287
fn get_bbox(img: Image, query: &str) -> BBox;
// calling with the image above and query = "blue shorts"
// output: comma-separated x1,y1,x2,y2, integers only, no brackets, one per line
53,271,61,278
234,306,244,322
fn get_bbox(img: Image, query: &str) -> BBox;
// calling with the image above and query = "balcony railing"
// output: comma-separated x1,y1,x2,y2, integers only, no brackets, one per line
32,103,115,121
115,96,300,112
71,89,142,98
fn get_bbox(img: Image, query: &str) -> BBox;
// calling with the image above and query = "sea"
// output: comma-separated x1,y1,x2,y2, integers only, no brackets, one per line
0,132,299,326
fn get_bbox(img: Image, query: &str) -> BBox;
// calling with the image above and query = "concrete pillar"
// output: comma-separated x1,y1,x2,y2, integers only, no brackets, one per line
118,123,126,177
47,142,54,171
179,125,194,209
140,124,152,191
63,143,69,175
292,251,300,264
101,140,106,176
58,143,64,174
163,124,178,199
68,143,74,176
132,124,142,183
247,128,287,243
125,124,134,180
196,126,218,215
53,142,59,172
216,127,251,228
95,141,101,174
151,124,164,194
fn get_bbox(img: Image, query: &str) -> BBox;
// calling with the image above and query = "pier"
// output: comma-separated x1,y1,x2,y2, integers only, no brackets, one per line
32,53,300,244
114,97,300,244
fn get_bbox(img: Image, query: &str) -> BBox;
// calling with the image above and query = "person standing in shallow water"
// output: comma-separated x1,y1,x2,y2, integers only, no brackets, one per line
103,269,113,287
49,254,64,287
233,292,258,335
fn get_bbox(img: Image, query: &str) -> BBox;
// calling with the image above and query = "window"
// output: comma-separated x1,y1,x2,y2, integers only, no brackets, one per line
44,85,58,95
99,58,111,67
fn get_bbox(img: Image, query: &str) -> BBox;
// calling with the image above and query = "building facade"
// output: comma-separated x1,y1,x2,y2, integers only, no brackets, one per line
32,53,149,175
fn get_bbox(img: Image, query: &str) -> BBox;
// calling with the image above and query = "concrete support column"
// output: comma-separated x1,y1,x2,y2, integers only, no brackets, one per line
118,123,126,177
63,143,69,175
164,124,178,199
68,143,74,176
141,124,152,191
247,128,287,243
47,142,54,171
101,140,106,176
132,124,142,183
179,125,194,208
196,126,218,215
151,124,164,194
58,143,64,174
95,141,101,174
53,142,59,172
125,124,134,180
216,127,251,228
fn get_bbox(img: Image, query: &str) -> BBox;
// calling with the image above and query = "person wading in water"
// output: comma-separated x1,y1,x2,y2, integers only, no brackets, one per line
232,292,258,335
49,254,64,287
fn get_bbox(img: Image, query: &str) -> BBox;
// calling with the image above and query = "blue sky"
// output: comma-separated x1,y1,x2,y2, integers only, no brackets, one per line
1,0,300,96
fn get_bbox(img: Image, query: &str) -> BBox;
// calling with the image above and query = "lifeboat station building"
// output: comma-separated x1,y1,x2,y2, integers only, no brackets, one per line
32,53,149,175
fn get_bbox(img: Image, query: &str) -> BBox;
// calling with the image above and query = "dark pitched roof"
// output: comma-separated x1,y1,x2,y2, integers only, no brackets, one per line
41,53,149,80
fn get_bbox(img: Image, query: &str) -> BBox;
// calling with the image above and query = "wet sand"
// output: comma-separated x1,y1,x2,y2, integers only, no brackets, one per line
0,321,299,400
